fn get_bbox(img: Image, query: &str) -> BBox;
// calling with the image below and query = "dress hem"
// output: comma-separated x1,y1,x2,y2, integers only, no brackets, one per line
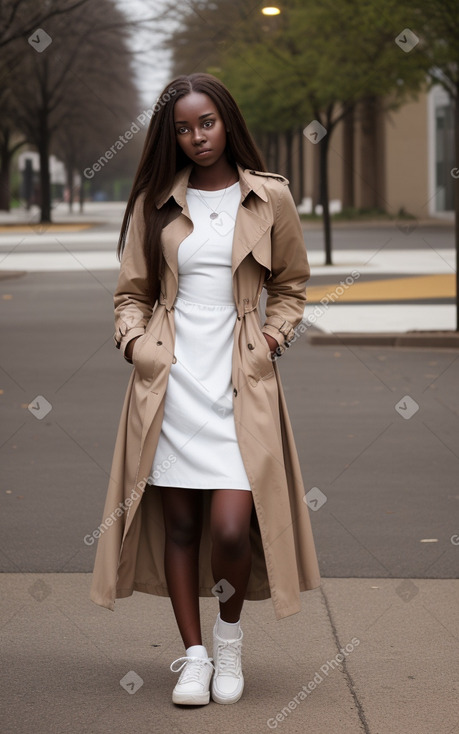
147,481,251,490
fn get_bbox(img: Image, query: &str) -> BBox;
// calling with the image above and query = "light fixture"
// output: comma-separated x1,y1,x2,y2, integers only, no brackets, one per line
261,6,281,15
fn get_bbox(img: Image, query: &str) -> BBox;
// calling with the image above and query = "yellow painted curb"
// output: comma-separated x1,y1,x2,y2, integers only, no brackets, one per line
0,223,94,233
306,274,455,302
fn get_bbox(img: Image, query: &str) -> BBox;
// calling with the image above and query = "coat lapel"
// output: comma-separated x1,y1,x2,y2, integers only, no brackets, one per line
157,165,193,284
233,165,272,275
231,204,271,275
161,213,192,285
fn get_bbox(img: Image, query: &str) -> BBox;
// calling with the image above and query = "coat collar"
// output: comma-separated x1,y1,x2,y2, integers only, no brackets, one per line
156,162,273,294
155,163,269,210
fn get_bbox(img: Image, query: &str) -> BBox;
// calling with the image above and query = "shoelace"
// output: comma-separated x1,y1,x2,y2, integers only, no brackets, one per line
215,638,242,676
170,656,214,685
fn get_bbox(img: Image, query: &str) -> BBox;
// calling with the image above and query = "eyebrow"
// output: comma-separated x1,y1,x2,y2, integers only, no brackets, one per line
174,112,215,124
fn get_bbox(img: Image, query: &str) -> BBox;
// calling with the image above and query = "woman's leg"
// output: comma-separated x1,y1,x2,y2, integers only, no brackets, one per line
159,487,203,649
210,489,253,622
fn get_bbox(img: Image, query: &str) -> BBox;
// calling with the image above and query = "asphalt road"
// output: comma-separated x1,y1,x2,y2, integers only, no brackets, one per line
1,266,458,579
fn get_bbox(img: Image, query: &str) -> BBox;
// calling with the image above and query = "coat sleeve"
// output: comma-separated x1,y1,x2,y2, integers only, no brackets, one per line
113,194,152,360
261,184,310,349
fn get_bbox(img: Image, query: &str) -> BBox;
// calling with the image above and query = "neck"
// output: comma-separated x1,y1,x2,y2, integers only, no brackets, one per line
189,159,238,190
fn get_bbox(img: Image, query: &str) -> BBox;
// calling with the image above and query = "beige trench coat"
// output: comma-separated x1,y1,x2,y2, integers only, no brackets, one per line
90,164,320,620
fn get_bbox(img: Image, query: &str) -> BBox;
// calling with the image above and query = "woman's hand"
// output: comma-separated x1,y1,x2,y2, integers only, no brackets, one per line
263,332,279,354
125,335,142,362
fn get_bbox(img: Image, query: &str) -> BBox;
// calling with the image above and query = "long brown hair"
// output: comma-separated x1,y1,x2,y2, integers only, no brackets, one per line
117,73,266,307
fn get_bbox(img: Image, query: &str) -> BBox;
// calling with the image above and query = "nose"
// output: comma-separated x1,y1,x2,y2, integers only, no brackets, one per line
191,127,206,145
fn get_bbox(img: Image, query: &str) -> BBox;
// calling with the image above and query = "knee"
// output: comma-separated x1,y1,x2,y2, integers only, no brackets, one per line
212,523,250,557
165,516,201,548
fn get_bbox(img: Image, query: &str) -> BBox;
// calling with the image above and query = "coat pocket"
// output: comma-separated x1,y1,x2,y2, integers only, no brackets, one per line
132,332,159,380
245,319,275,382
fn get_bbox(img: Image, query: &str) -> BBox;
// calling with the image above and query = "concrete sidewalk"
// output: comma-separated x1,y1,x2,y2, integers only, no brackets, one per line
0,201,126,227
1,574,457,734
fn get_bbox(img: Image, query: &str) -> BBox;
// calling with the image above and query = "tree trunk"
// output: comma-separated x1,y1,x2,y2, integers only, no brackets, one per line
359,96,378,209
342,105,355,209
319,131,332,265
274,132,280,172
0,133,11,211
266,132,274,170
455,85,459,331
312,138,321,210
38,118,51,222
79,171,85,212
65,156,74,212
298,127,305,205
285,129,293,184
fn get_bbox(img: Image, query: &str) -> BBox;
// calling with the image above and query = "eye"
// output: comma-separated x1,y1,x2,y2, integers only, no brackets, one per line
176,126,188,135
203,119,214,128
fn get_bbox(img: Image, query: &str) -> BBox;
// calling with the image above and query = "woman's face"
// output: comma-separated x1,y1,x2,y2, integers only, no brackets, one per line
174,91,228,169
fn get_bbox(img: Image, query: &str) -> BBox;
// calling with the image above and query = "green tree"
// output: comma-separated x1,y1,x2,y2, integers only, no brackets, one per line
218,0,430,264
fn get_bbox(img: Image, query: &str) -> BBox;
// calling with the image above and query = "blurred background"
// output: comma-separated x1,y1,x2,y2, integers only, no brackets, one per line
0,0,456,229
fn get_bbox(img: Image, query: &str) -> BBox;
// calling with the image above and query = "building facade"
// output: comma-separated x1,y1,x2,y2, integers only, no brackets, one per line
263,84,454,220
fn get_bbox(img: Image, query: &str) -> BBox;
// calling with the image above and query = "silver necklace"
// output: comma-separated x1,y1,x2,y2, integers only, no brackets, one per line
188,177,236,220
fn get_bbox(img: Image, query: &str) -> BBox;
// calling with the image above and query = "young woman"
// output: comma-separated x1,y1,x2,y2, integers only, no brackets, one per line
90,73,320,706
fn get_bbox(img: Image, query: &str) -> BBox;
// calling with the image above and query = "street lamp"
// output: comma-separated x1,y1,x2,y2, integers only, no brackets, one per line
261,6,281,15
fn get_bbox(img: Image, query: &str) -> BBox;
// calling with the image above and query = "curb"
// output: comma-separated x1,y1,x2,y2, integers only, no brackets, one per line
300,217,454,232
0,270,27,281
0,222,101,232
307,330,459,348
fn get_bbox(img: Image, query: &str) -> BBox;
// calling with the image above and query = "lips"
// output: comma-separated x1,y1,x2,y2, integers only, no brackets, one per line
195,149,212,156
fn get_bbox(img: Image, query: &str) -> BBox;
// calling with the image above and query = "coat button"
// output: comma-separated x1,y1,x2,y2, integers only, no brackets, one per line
233,388,237,396
248,343,254,350
157,340,162,345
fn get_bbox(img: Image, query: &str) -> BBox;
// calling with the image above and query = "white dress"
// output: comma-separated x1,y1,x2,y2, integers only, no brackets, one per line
148,181,251,490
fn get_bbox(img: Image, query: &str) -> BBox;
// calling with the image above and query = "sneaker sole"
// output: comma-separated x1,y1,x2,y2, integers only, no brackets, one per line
211,685,244,705
172,691,210,705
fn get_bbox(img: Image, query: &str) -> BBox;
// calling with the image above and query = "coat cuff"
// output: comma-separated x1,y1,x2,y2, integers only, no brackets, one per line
262,316,296,347
114,327,146,361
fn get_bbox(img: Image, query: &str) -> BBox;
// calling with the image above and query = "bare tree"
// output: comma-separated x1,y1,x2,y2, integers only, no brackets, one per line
0,1,92,210
0,0,165,217
53,52,142,212
0,0,91,50
0,58,27,210
8,0,139,221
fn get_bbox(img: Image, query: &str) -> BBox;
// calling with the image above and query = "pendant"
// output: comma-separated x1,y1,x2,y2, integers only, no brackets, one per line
210,212,218,220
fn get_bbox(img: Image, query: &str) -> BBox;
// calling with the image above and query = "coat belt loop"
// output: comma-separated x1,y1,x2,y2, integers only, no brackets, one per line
159,297,172,312
243,297,256,314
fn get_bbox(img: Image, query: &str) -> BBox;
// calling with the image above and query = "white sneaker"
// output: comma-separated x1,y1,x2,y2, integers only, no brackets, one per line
170,656,214,705
211,624,244,704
